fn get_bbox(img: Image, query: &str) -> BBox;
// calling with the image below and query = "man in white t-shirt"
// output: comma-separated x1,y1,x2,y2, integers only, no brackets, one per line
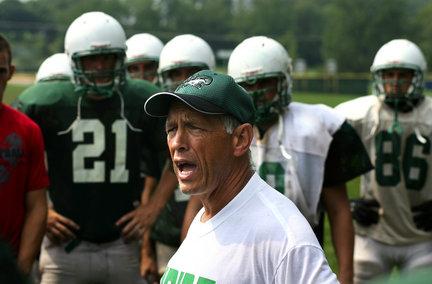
144,70,338,283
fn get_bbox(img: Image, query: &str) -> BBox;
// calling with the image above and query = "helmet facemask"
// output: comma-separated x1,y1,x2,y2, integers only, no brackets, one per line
126,59,159,83
373,67,424,109
239,73,290,126
373,66,424,134
72,48,126,98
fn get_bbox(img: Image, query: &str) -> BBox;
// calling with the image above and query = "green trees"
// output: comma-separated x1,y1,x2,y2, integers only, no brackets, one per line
0,0,431,73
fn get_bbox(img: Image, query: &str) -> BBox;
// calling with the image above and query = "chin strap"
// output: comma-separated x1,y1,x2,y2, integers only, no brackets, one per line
277,111,291,160
57,85,142,135
387,99,403,135
115,85,142,132
367,96,427,145
364,97,383,141
57,95,83,135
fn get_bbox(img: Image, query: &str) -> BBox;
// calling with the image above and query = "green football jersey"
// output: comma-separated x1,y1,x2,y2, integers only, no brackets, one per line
18,79,166,242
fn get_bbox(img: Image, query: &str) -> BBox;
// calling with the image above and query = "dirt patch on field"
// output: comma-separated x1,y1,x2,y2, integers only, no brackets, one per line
10,73,35,85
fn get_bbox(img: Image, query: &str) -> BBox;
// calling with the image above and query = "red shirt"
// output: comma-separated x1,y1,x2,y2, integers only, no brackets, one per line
0,103,49,253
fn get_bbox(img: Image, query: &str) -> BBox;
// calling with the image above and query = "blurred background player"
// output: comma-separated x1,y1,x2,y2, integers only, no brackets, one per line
335,39,432,283
124,32,165,282
158,34,215,91
17,12,166,283
140,33,216,279
125,33,164,84
226,36,373,284
35,53,73,82
31,51,73,284
0,33,49,278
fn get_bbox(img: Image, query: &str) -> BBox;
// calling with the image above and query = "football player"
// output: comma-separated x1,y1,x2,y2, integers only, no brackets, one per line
125,32,166,281
227,36,373,284
335,39,432,283
125,33,164,84
140,34,216,278
158,34,215,91
35,53,73,82
17,12,169,283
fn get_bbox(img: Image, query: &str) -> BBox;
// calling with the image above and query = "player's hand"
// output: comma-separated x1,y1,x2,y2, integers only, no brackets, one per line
350,199,380,227
140,230,159,282
116,204,155,242
411,200,432,232
46,208,80,243
140,252,159,283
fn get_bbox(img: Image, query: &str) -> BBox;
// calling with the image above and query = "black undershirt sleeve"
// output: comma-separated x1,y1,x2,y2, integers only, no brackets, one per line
323,120,374,187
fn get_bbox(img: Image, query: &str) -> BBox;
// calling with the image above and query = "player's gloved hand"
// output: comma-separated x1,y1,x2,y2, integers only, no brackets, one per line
411,200,432,232
350,199,380,227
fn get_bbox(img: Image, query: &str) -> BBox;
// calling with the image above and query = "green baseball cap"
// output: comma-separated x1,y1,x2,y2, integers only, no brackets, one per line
144,70,255,124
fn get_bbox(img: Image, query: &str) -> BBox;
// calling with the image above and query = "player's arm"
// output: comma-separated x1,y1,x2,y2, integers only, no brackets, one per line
321,120,373,284
140,229,159,282
322,184,353,284
116,160,179,240
17,188,47,275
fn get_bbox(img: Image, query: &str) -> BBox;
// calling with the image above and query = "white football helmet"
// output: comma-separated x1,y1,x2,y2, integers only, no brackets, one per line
125,33,164,82
64,11,127,97
126,33,164,63
228,36,292,124
158,34,215,91
36,53,73,82
371,39,427,103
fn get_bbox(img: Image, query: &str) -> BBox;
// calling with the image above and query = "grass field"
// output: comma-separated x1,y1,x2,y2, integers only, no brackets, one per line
4,82,362,274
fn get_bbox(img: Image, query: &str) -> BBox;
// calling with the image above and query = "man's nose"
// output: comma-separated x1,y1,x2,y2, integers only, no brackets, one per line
169,129,188,153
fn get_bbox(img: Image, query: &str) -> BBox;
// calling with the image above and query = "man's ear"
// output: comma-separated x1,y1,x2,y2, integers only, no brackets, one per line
7,64,15,81
232,123,254,157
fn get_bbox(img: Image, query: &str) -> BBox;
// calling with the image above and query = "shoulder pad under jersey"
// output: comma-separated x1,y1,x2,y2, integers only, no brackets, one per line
334,95,378,122
121,78,161,101
289,102,345,135
18,80,76,106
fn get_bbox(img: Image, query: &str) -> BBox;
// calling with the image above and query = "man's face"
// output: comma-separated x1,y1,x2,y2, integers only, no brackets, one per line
0,52,14,102
239,77,278,108
127,60,158,82
382,68,414,98
80,53,117,85
166,102,234,196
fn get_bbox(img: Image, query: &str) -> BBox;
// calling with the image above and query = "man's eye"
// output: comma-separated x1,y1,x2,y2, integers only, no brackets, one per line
166,127,176,135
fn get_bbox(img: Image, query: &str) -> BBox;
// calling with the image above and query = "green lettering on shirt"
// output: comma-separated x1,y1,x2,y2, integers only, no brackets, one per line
161,268,216,284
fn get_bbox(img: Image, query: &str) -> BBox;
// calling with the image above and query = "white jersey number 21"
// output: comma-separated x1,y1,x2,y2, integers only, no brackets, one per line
72,119,129,183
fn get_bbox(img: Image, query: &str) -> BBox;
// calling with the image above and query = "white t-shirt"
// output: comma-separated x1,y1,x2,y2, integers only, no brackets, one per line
161,173,338,284
251,102,345,225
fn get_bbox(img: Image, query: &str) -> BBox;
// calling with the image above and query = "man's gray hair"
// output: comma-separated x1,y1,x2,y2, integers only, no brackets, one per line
221,115,241,134
220,114,254,168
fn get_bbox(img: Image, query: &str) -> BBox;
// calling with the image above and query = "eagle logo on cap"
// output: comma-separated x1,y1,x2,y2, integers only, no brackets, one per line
182,75,213,89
